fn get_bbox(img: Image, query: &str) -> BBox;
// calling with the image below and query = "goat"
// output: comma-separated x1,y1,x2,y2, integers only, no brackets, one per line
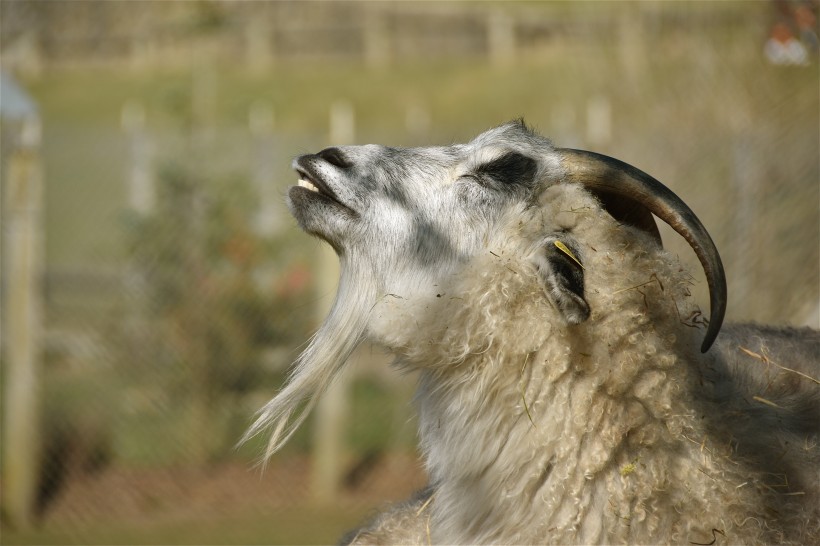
243,121,819,544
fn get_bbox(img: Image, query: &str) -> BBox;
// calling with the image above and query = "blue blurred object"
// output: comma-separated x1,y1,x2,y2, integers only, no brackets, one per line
1,69,38,120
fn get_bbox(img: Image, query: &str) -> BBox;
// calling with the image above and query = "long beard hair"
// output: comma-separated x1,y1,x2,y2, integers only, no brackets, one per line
240,253,376,463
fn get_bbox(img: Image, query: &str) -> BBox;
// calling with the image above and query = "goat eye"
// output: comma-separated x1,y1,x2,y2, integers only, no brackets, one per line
475,152,538,186
458,174,480,183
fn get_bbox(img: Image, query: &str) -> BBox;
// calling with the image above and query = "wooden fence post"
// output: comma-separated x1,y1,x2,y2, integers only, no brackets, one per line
617,4,648,89
405,102,431,141
731,134,758,318
487,9,516,67
364,10,390,68
311,101,354,502
586,95,612,147
121,100,154,215
249,101,280,236
246,17,274,75
2,115,44,529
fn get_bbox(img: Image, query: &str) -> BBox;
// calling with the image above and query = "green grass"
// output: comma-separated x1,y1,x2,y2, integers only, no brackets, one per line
3,504,371,545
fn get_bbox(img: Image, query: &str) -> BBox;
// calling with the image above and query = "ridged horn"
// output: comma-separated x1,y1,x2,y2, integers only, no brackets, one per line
557,148,727,353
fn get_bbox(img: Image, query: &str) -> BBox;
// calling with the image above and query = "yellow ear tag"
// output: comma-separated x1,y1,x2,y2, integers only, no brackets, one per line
554,240,585,269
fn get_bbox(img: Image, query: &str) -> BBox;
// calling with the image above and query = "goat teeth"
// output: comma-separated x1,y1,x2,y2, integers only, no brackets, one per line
298,179,320,192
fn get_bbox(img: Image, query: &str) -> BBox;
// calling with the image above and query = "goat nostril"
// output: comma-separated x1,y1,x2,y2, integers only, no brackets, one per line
317,147,352,169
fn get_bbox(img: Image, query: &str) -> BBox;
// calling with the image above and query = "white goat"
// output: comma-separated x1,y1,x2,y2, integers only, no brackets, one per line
244,121,819,544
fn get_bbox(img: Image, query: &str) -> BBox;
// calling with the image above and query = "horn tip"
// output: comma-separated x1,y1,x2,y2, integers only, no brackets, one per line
700,324,721,353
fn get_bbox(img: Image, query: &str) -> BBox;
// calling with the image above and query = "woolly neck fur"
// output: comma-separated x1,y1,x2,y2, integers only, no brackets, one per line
354,185,817,544
244,120,818,544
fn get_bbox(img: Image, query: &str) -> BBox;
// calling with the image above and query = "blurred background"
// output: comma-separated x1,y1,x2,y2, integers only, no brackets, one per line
1,1,817,544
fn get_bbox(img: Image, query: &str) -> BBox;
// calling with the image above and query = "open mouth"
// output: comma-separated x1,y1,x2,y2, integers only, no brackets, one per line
294,164,333,198
291,158,356,216
293,165,339,203
297,176,321,193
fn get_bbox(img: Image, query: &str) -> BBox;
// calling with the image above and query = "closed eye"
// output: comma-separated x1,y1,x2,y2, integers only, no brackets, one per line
457,173,480,183
475,152,538,186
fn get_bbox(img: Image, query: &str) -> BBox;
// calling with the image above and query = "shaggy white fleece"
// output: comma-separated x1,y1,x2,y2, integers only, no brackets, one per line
350,185,818,545
247,121,818,544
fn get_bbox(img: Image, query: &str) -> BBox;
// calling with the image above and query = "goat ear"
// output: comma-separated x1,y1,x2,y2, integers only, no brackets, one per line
532,237,590,324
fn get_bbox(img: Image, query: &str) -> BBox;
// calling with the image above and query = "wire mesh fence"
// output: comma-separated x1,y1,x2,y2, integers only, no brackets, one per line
1,1,817,544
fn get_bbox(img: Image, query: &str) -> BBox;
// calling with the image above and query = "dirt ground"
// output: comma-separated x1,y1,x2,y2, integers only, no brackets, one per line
7,453,427,545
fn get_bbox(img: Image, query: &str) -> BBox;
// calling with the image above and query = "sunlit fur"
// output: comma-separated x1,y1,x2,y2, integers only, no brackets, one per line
246,122,819,544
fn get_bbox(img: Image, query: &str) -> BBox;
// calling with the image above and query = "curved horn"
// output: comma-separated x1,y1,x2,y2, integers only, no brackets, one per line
557,148,727,353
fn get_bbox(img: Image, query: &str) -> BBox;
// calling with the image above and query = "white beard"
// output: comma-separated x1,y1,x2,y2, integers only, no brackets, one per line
241,253,378,462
